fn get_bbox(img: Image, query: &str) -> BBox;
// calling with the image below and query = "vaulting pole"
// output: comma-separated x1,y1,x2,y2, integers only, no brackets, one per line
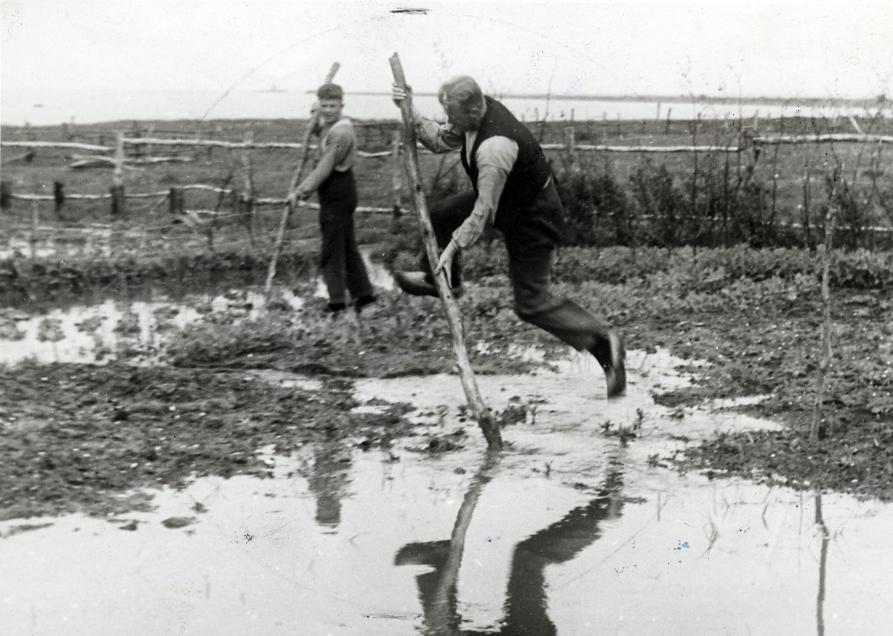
389,53,502,450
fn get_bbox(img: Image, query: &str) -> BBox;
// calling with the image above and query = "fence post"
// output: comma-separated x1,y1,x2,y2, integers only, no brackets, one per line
53,181,65,218
241,129,256,245
30,199,39,259
665,106,672,134
0,181,10,210
565,126,576,166
129,121,142,158
391,129,403,217
146,124,155,157
169,187,184,215
110,131,126,217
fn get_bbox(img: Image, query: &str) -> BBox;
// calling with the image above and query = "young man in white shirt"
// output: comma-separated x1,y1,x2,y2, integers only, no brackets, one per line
392,76,626,398
292,83,375,313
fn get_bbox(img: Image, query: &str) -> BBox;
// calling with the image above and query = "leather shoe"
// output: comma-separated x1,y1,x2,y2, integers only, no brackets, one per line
394,271,463,299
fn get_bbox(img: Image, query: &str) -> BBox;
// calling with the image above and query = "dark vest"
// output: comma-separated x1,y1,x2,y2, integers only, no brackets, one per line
460,96,552,228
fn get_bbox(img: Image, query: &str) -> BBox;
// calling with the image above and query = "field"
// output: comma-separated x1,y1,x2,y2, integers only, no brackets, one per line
2,113,893,500
2,113,893,631
2,113,891,254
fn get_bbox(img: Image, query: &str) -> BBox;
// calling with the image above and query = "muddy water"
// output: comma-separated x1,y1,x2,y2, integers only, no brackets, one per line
2,352,891,635
0,290,302,365
0,249,389,366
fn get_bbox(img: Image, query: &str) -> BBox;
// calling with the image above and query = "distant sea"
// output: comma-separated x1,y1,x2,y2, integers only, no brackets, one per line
2,88,888,127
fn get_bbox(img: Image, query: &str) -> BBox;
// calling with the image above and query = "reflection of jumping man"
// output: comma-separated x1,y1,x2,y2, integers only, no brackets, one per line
396,462,625,635
392,76,626,397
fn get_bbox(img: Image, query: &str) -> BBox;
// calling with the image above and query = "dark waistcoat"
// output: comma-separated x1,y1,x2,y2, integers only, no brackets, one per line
460,97,552,228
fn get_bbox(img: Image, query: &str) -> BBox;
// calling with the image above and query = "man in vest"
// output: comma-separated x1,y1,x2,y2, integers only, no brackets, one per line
392,76,626,398
292,83,376,314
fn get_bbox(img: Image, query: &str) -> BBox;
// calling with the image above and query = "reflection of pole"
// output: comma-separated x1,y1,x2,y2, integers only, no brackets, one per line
815,494,829,636
430,454,500,632
395,452,500,635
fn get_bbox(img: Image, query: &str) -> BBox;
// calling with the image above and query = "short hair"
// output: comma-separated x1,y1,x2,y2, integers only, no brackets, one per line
317,83,343,101
438,75,484,113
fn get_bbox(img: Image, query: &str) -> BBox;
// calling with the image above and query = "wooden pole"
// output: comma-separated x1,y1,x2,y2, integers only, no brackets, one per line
389,52,502,450
53,181,65,218
565,126,576,165
110,131,126,217
30,199,39,259
0,181,10,210
391,129,403,217
810,169,839,442
241,129,256,245
264,61,340,298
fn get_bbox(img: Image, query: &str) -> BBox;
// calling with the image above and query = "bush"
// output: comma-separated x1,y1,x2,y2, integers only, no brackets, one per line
556,163,631,246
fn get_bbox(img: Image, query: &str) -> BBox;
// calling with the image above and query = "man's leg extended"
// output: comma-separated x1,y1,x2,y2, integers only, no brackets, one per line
505,227,610,352
505,201,626,396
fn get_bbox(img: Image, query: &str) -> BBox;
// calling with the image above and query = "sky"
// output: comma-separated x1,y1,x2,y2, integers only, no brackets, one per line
2,0,892,99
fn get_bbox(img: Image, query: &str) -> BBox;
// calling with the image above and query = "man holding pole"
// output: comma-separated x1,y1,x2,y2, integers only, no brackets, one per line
291,83,376,314
392,76,626,398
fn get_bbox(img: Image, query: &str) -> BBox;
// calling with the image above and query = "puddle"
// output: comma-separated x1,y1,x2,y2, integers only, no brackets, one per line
0,291,302,366
313,249,394,298
3,350,891,634
0,228,115,260
0,250,391,366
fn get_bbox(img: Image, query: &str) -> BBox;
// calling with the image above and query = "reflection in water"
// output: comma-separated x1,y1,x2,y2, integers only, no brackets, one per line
397,452,625,635
815,494,829,636
306,442,353,529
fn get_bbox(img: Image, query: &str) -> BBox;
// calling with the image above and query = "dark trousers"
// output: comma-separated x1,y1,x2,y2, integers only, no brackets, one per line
318,170,373,305
422,182,612,355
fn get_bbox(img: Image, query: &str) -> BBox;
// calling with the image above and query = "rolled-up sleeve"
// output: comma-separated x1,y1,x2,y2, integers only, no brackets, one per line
451,136,518,249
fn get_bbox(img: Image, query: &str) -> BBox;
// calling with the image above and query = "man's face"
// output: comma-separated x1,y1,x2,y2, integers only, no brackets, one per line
318,99,343,124
444,102,481,133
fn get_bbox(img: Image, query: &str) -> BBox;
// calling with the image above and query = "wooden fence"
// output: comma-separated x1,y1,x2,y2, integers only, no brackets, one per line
2,125,891,258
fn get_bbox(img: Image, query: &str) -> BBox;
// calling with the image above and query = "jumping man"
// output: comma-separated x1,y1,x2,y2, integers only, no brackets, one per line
392,76,626,397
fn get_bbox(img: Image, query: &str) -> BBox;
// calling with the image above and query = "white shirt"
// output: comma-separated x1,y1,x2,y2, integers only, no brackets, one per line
414,106,519,248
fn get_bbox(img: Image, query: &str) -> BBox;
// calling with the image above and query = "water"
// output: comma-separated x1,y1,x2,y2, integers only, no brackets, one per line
0,249,389,366
4,88,888,127
3,351,892,634
0,292,298,366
